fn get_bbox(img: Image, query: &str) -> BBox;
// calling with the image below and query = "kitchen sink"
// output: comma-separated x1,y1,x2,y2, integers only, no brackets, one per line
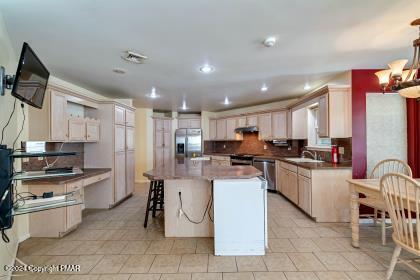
283,157,324,163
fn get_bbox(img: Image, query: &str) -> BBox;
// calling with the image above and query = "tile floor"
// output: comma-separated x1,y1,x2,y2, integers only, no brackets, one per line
12,183,420,280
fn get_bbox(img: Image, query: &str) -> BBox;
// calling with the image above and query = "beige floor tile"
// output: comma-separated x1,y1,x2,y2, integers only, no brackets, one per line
340,252,385,271
287,253,326,272
119,254,155,273
121,241,151,254
192,273,222,280
315,272,351,280
96,241,129,254
222,272,254,280
75,254,104,274
44,255,79,268
171,239,197,254
236,256,267,272
149,254,181,273
291,228,320,239
44,241,84,255
98,230,128,241
31,275,70,280
271,227,297,239
344,272,383,280
11,274,40,280
65,229,107,241
284,272,318,280
69,241,105,255
253,271,286,280
376,271,416,280
289,239,320,253
292,219,317,228
98,275,131,280
196,238,214,254
313,227,342,238
129,274,161,280
121,230,147,241
146,239,175,254
311,238,347,252
160,274,192,280
314,252,356,271
90,255,130,274
68,275,100,280
262,253,297,272
268,239,296,253
272,218,297,228
207,256,237,273
179,254,209,273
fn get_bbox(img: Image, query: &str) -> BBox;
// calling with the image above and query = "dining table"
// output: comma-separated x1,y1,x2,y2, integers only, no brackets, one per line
347,178,420,248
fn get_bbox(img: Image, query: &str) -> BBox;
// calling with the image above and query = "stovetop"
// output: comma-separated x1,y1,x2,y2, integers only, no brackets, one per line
230,154,262,159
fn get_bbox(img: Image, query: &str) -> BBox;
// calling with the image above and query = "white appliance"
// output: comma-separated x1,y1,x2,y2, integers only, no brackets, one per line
213,176,267,256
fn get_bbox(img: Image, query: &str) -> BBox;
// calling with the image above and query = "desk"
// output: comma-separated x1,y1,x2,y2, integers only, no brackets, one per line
347,178,420,248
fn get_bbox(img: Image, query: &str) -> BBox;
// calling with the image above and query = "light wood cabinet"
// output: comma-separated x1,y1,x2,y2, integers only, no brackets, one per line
65,180,83,231
50,90,69,141
126,126,135,151
189,119,201,128
114,124,126,152
216,119,227,140
287,170,299,204
317,94,328,137
125,109,135,127
154,118,172,168
178,118,201,129
115,152,126,202
237,117,246,128
298,173,312,215
86,120,100,141
209,119,217,140
292,107,308,139
272,111,288,139
258,113,272,140
277,165,287,193
246,115,258,126
126,151,135,195
226,118,237,140
115,106,126,125
68,117,86,141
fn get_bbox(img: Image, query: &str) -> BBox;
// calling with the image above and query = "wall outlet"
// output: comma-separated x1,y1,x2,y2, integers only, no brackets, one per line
263,144,267,150
339,147,344,155
288,145,291,151
223,144,226,149
37,157,44,161
22,157,29,163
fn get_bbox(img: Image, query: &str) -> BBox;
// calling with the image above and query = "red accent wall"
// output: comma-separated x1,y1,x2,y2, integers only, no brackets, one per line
407,99,420,177
351,70,384,179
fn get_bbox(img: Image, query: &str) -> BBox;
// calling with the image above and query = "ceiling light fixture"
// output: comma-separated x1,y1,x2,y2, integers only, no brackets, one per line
199,64,214,74
146,87,159,99
263,36,277,47
304,83,311,90
261,84,268,92
375,18,420,98
223,97,231,105
181,101,188,110
122,50,148,64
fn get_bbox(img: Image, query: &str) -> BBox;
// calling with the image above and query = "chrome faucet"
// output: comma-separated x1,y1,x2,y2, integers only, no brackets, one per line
301,150,317,159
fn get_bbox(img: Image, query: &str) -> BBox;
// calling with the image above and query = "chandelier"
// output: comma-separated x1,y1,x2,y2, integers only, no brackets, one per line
375,18,420,98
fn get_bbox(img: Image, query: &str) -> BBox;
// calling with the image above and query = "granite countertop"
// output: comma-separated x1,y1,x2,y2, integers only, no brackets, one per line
143,158,262,180
254,155,352,170
202,152,234,157
23,168,112,185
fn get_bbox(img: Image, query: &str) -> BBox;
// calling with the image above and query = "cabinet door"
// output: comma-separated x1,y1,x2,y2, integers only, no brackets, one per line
292,107,308,139
65,181,82,230
209,120,217,140
126,126,135,151
298,175,312,215
126,151,135,195
236,117,246,128
86,121,100,142
189,119,201,128
50,90,68,141
115,152,126,202
126,109,135,127
226,118,237,140
163,131,172,165
115,106,126,125
178,119,189,129
115,125,126,152
272,111,288,139
216,119,227,140
317,94,329,137
68,118,86,141
163,119,172,132
155,119,164,131
287,171,299,205
246,115,258,126
278,167,288,194
258,113,272,140
154,147,164,168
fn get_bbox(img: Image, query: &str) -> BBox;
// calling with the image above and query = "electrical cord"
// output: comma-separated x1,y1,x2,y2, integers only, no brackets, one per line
12,103,25,150
0,98,17,145
178,186,214,224
44,142,65,169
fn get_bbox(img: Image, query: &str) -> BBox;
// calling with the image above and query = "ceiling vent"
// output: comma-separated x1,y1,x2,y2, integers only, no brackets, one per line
121,50,148,64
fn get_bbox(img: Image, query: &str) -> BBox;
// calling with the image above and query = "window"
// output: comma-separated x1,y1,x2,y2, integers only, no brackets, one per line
307,105,331,148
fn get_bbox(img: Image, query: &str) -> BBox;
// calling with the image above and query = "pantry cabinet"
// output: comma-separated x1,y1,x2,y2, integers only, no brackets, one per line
115,152,126,202
115,106,126,125
154,118,172,168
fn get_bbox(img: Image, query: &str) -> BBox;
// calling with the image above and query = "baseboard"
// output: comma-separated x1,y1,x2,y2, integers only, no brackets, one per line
135,179,149,184
18,233,30,243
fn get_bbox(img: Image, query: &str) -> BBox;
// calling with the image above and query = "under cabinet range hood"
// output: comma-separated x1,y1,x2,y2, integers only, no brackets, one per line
234,126,259,133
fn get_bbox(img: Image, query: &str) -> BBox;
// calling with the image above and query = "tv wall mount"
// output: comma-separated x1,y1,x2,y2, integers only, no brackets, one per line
0,66,15,96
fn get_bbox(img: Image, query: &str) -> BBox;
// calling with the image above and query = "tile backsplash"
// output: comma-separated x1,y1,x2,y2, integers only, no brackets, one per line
21,142,84,171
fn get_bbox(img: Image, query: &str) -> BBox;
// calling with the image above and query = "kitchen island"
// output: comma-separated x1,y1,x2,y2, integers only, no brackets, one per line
143,158,265,255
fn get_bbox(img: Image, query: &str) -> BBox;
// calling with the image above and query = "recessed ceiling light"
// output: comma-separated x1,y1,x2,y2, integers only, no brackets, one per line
199,64,214,74
146,87,159,99
263,36,277,47
304,83,311,90
181,101,188,110
112,68,126,74
223,97,231,105
122,50,148,64
261,84,268,92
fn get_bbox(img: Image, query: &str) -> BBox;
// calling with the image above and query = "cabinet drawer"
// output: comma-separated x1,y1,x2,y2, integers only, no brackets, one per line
83,172,111,187
280,161,298,173
66,180,83,193
298,167,311,178
211,156,230,161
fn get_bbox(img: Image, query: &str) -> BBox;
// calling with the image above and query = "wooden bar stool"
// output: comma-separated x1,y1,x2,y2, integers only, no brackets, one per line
144,180,164,228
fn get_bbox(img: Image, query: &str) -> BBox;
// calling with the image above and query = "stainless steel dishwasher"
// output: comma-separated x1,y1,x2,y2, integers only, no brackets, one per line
253,158,276,192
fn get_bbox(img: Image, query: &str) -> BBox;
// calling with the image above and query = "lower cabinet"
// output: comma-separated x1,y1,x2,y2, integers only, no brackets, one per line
115,152,126,202
298,174,312,215
286,170,299,205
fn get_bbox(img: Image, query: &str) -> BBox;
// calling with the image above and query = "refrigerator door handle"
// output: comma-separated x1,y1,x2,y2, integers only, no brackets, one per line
185,136,188,157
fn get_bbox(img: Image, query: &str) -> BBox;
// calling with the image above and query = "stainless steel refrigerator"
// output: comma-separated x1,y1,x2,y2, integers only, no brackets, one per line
175,129,202,158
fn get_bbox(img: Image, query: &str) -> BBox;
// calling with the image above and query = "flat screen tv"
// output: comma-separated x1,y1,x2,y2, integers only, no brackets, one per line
11,42,49,109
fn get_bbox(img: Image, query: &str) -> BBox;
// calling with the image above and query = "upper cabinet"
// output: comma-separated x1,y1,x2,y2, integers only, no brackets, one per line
272,111,288,140
292,107,308,139
178,118,201,129
246,115,258,126
236,117,246,128
258,113,272,140
209,119,217,140
114,106,126,125
216,119,227,140
50,90,69,141
125,109,135,127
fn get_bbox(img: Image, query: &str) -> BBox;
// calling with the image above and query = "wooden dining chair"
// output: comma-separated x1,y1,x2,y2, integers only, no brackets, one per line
380,173,420,279
359,159,413,245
